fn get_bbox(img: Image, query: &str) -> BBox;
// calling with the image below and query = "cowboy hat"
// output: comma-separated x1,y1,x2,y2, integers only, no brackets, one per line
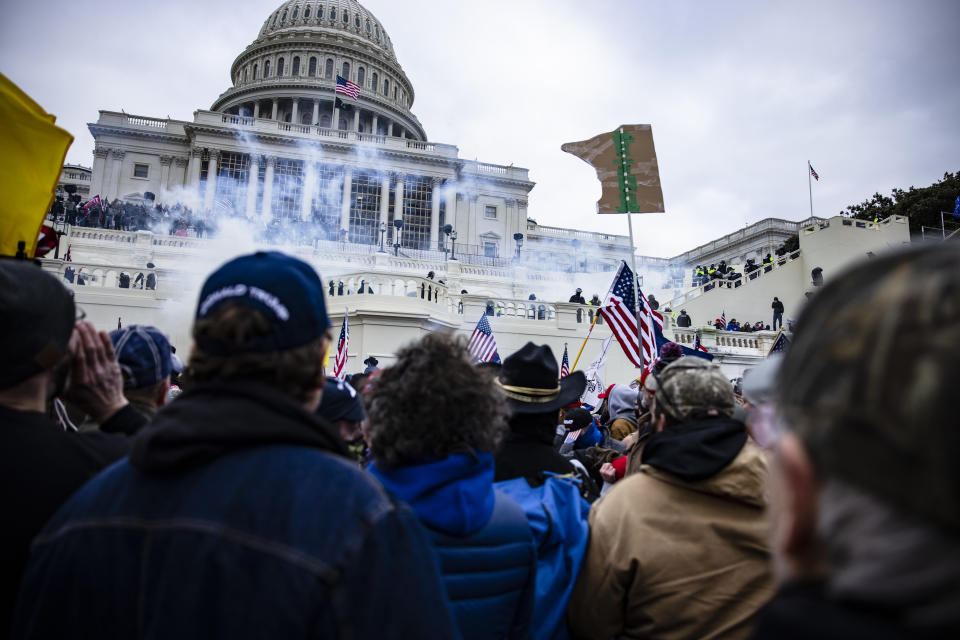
496,342,586,414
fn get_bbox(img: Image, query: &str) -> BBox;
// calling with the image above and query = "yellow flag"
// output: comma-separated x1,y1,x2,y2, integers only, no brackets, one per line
0,73,74,258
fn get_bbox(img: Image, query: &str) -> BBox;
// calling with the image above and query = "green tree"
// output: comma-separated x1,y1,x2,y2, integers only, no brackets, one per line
840,171,959,234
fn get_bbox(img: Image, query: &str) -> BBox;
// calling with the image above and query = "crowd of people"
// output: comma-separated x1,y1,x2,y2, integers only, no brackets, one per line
52,197,209,237
2,242,958,639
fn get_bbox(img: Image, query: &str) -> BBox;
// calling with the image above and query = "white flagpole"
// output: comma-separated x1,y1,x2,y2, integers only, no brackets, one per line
807,160,814,219
627,213,642,365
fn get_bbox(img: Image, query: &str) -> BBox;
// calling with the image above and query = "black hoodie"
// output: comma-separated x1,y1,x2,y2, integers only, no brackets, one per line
640,416,747,482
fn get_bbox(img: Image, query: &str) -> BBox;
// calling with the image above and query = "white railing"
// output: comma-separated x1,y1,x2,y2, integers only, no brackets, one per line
125,115,168,129
43,259,161,293
667,250,802,309
326,272,450,306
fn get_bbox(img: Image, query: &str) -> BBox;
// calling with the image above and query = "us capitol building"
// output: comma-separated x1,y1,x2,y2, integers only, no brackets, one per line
51,0,913,380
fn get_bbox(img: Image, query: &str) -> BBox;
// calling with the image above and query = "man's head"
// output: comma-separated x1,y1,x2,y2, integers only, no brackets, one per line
109,325,178,410
773,297,779,302
0,260,75,405
650,357,735,430
316,376,365,444
770,245,960,585
576,287,582,294
188,251,332,410
366,332,508,468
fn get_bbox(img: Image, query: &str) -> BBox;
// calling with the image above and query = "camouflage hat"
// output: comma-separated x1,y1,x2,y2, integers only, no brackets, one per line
654,357,735,421
777,243,960,533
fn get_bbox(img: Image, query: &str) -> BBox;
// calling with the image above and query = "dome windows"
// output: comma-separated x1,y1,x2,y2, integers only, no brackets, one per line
342,62,350,79
355,15,360,29
383,78,389,96
292,56,300,76
272,13,279,27
343,11,349,23
366,20,371,34
357,67,365,86
253,64,258,80
277,57,285,76
318,6,323,19
304,6,310,18
371,71,378,90
324,58,334,80
281,9,287,21
292,7,298,20
308,56,317,77
264,60,271,78
330,8,336,21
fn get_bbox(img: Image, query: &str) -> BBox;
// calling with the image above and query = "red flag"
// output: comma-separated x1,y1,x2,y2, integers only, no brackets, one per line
34,224,58,257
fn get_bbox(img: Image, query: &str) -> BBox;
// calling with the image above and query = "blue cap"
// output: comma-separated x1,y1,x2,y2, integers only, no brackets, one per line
195,251,330,354
109,325,175,389
316,376,365,422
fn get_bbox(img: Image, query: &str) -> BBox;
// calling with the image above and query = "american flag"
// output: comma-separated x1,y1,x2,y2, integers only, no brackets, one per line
333,311,349,380
720,310,726,328
336,75,360,100
808,162,819,181
467,315,501,364
559,344,570,378
599,261,663,369
693,332,709,353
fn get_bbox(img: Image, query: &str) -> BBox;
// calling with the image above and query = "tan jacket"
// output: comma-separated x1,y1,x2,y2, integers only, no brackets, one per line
608,417,637,441
568,442,774,640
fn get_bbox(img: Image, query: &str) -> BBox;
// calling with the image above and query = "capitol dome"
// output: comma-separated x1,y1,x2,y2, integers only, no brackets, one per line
210,0,425,140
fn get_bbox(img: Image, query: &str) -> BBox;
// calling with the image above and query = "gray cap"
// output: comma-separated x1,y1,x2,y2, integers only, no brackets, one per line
777,244,960,532
655,357,735,421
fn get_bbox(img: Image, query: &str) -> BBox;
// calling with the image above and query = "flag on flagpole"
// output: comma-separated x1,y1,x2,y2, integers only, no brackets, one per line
720,310,726,328
467,315,501,364
559,344,570,378
580,335,612,408
599,261,663,369
0,72,74,258
333,311,350,380
335,75,361,100
808,162,819,181
82,195,102,211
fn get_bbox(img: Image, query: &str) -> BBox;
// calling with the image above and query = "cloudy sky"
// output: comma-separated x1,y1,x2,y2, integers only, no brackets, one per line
3,0,958,256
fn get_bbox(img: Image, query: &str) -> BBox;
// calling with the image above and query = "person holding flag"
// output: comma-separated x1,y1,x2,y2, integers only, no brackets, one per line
467,315,500,364
332,310,349,380
559,344,570,378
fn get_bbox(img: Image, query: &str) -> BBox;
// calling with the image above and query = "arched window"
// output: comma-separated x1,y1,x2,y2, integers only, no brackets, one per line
343,11,349,23
281,9,287,20
320,114,331,128
317,6,323,19
371,71,378,90
330,8,336,20
342,62,350,78
272,13,279,26
383,79,389,96
376,25,380,38
253,64,258,80
393,86,397,100
292,56,300,76
357,67,365,86
264,60,271,78
292,7,298,19
325,58,333,80
243,67,248,82
304,7,310,18
308,56,317,77
355,14,360,28
277,57,285,76
366,20,371,33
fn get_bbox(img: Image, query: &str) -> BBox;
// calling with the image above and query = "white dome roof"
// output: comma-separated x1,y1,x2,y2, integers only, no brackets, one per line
257,0,397,62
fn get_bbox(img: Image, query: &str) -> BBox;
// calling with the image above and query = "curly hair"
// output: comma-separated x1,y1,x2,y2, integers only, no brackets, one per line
367,331,508,468
187,303,328,403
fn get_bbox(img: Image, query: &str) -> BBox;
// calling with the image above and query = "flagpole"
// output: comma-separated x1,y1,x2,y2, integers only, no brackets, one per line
571,310,600,371
627,213,643,366
807,160,813,219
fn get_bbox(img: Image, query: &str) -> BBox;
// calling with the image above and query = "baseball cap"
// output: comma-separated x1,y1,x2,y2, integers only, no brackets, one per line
654,357,735,421
195,251,330,355
563,407,593,431
317,376,365,422
0,260,75,389
777,244,960,532
109,325,176,389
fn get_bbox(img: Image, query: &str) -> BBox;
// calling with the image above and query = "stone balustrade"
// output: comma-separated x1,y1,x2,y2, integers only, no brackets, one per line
43,259,161,294
667,249,802,309
325,272,451,306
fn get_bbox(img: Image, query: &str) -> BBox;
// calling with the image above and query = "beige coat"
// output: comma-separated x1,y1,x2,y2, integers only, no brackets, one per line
608,417,637,441
568,442,774,640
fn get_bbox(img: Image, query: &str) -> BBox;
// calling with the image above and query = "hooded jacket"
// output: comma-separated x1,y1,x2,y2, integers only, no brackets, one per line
371,453,536,640
11,382,459,640
568,417,775,640
606,385,638,441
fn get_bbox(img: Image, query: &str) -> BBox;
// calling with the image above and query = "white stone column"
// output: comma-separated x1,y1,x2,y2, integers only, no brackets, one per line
159,156,172,196
353,109,360,132
301,162,316,221
262,156,276,218
445,187,457,247
203,150,219,212
312,100,319,125
340,169,353,233
430,177,442,249
372,114,379,135
109,149,126,200
291,99,300,124
378,172,390,229
253,101,260,118
393,172,405,246
333,103,341,130
246,155,260,218
173,157,188,189
271,99,278,120
188,147,203,187
91,147,109,197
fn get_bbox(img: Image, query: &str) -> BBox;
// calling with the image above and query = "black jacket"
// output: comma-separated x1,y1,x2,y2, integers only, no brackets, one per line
0,404,131,634
772,300,785,314
676,312,692,327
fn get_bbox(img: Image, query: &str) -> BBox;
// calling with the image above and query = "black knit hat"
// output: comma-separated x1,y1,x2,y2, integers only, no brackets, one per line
0,259,75,389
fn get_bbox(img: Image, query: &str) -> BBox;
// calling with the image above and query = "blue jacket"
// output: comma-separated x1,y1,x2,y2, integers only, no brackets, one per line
371,453,536,640
495,475,591,640
12,383,459,640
